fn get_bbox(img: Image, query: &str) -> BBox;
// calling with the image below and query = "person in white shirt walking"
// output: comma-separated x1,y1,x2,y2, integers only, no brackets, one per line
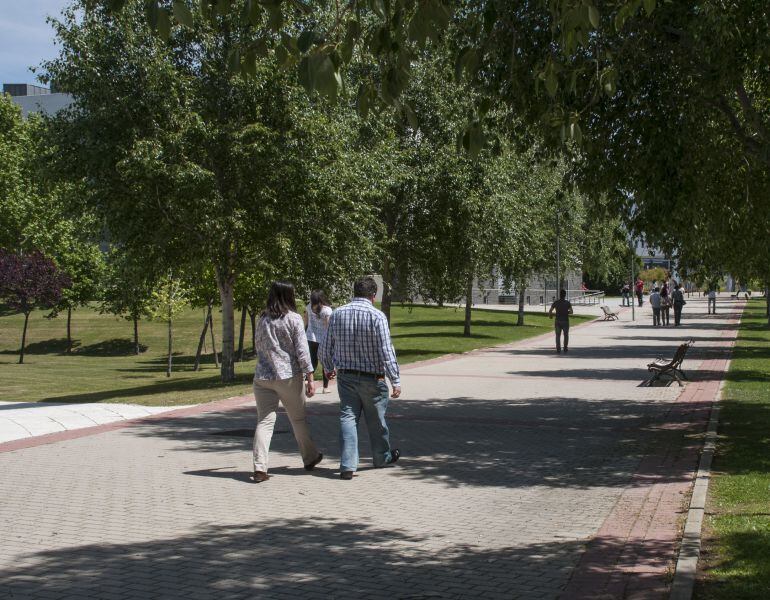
649,287,662,326
304,290,333,393
707,287,717,314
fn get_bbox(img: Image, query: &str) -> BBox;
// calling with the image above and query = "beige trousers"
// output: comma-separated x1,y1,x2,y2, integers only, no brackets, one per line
253,375,318,473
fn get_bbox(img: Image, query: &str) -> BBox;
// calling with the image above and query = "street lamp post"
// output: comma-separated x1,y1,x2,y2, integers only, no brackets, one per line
556,210,561,298
630,241,636,322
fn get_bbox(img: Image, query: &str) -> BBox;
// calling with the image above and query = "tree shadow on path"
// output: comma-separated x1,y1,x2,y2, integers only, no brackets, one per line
0,517,672,600
129,391,714,492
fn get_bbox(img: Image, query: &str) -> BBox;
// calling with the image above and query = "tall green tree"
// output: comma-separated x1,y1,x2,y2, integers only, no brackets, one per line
46,0,377,381
0,96,36,252
100,248,158,355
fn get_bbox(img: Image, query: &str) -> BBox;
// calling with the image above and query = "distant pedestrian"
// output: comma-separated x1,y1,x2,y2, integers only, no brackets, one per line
708,288,717,314
672,283,686,326
304,289,333,393
320,276,401,481
621,283,630,306
660,284,671,326
251,281,323,483
650,287,662,326
635,278,644,306
548,289,574,353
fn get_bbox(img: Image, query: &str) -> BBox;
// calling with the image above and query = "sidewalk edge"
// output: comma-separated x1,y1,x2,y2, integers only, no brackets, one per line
668,309,742,599
0,394,252,454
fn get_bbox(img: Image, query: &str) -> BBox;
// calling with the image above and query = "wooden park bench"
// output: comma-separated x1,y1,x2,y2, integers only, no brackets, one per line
600,305,619,321
646,339,694,386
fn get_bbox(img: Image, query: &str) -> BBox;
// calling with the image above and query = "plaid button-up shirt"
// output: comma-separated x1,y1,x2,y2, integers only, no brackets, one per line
320,298,400,386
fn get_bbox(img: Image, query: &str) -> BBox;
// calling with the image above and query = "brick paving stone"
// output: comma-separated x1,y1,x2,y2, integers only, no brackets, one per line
0,297,742,600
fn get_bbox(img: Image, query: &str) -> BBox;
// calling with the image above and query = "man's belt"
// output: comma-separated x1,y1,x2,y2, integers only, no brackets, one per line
338,369,385,378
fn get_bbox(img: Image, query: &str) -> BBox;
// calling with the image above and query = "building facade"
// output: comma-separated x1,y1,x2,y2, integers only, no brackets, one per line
3,83,73,118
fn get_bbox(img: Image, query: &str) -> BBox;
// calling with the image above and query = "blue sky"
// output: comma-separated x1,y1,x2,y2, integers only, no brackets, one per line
0,0,71,86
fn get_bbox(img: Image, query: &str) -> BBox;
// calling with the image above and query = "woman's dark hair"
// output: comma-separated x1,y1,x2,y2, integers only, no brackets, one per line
310,289,330,315
264,281,297,319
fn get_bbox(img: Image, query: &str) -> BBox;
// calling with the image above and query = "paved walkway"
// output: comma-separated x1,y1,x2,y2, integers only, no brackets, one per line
0,296,742,600
0,402,189,444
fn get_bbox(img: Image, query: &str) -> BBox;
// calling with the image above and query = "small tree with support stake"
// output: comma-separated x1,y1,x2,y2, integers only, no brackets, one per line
0,250,71,364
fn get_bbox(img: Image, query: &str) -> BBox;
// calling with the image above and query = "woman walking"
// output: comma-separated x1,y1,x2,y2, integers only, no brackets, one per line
252,281,323,483
304,290,333,393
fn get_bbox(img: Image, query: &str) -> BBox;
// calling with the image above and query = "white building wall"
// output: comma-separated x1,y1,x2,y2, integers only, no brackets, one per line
10,93,73,117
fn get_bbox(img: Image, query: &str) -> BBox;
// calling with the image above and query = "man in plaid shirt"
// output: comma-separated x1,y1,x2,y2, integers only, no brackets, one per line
320,276,401,480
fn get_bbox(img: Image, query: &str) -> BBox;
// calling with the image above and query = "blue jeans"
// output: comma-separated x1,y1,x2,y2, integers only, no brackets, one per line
337,372,393,472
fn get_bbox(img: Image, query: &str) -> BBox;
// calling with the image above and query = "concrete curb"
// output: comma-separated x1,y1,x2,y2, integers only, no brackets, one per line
668,306,742,599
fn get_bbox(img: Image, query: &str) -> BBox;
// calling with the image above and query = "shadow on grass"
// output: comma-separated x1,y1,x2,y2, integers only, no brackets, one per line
0,304,20,317
124,353,221,370
0,338,72,355
697,530,770,600
75,339,148,356
37,372,253,404
0,338,150,357
393,349,448,360
393,319,536,329
391,331,498,340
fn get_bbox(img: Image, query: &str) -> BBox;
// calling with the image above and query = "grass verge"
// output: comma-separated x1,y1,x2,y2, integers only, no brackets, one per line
696,299,770,599
0,303,588,406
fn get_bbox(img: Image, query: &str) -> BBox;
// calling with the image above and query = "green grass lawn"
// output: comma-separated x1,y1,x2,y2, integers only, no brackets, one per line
0,303,587,406
696,299,770,599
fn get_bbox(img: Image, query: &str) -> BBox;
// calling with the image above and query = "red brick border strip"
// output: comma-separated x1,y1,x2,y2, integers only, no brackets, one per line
560,308,742,600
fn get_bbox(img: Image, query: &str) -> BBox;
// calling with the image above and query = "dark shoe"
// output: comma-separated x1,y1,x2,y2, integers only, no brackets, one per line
340,471,354,480
251,470,269,483
388,449,401,464
564,348,568,353
304,453,323,471
556,349,561,354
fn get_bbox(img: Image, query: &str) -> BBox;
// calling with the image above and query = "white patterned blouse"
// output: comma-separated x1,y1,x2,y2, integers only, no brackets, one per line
254,311,313,381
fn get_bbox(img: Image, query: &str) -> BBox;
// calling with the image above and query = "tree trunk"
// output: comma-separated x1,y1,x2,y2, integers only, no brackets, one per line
133,316,140,355
208,310,219,368
66,307,72,353
193,303,212,372
249,308,257,357
464,273,473,337
166,308,173,378
19,311,30,364
237,305,247,362
517,283,525,326
381,256,393,325
765,283,769,324
217,273,236,382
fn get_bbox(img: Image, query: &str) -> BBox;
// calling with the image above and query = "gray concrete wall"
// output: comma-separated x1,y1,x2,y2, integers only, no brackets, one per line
11,93,73,117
